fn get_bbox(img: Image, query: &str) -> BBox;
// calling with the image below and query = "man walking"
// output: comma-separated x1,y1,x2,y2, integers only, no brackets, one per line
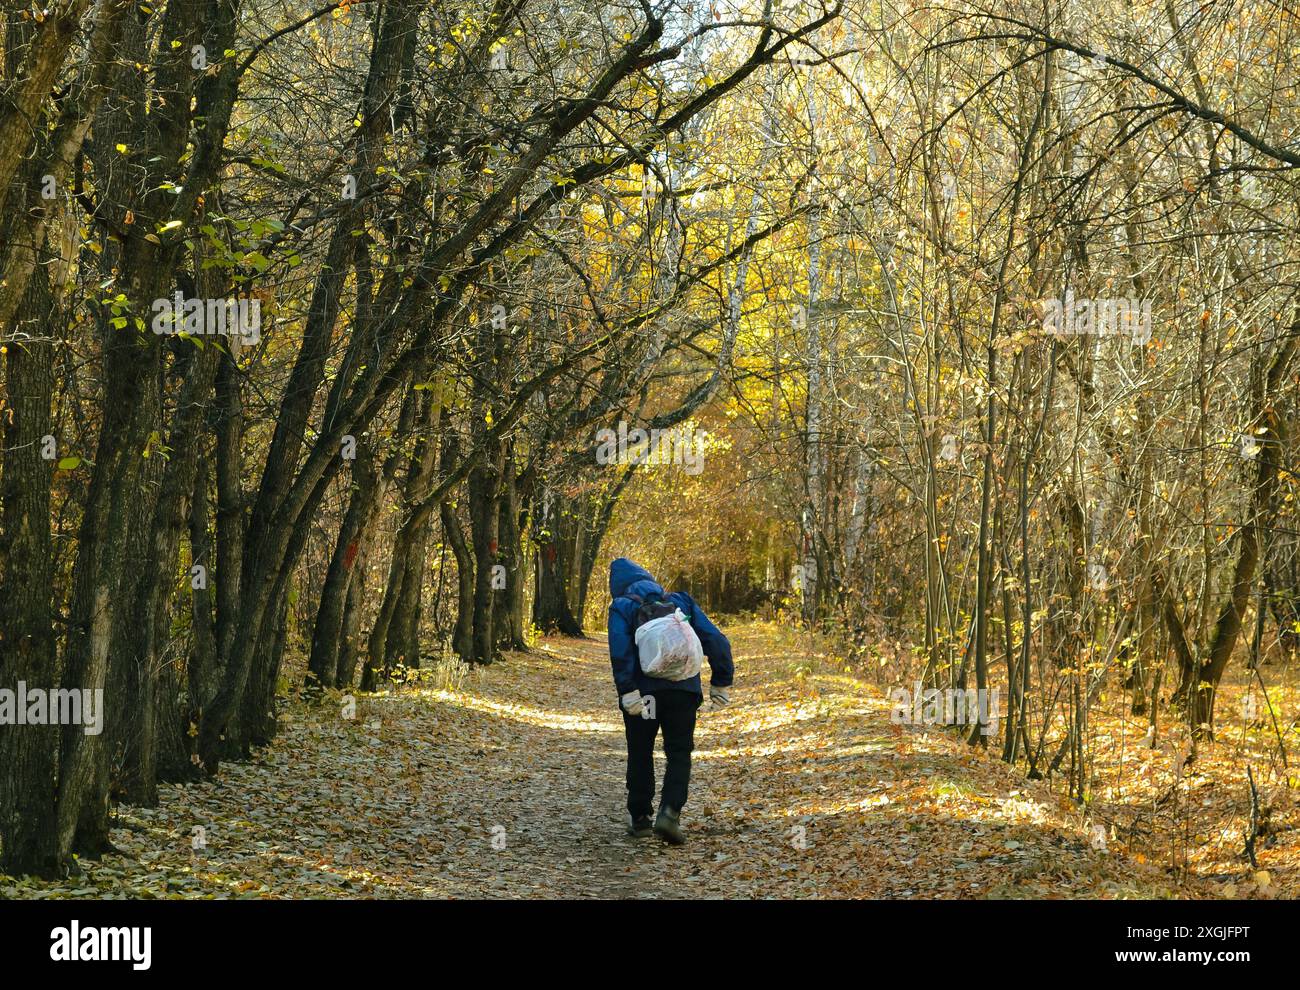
607,558,734,844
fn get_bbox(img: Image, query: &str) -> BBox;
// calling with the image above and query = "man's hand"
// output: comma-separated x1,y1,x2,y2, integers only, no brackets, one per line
709,685,731,710
621,690,645,717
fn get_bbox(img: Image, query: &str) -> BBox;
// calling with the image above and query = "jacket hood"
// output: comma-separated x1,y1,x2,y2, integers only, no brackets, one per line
609,557,663,600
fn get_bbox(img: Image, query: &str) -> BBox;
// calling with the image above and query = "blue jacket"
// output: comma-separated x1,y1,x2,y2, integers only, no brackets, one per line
607,557,734,700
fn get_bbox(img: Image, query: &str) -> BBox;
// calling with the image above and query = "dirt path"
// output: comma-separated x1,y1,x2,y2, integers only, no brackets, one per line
3,622,1209,899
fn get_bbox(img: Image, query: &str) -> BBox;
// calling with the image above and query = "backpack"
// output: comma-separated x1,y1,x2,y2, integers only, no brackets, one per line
628,591,704,681
628,590,680,630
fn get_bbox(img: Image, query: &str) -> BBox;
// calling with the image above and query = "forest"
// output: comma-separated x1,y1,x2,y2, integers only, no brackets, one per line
1,0,1299,904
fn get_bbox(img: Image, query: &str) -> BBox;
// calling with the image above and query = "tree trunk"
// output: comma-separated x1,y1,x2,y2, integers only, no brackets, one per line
495,452,529,651
170,449,218,780
1176,328,1298,736
309,438,386,688
533,485,583,635
468,445,504,663
440,497,475,662
120,275,222,803
0,250,60,876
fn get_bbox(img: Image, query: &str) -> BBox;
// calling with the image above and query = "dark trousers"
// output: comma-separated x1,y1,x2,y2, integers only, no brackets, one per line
622,690,701,818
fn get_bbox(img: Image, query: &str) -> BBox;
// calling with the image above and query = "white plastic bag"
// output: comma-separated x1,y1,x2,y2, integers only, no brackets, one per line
634,609,704,681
